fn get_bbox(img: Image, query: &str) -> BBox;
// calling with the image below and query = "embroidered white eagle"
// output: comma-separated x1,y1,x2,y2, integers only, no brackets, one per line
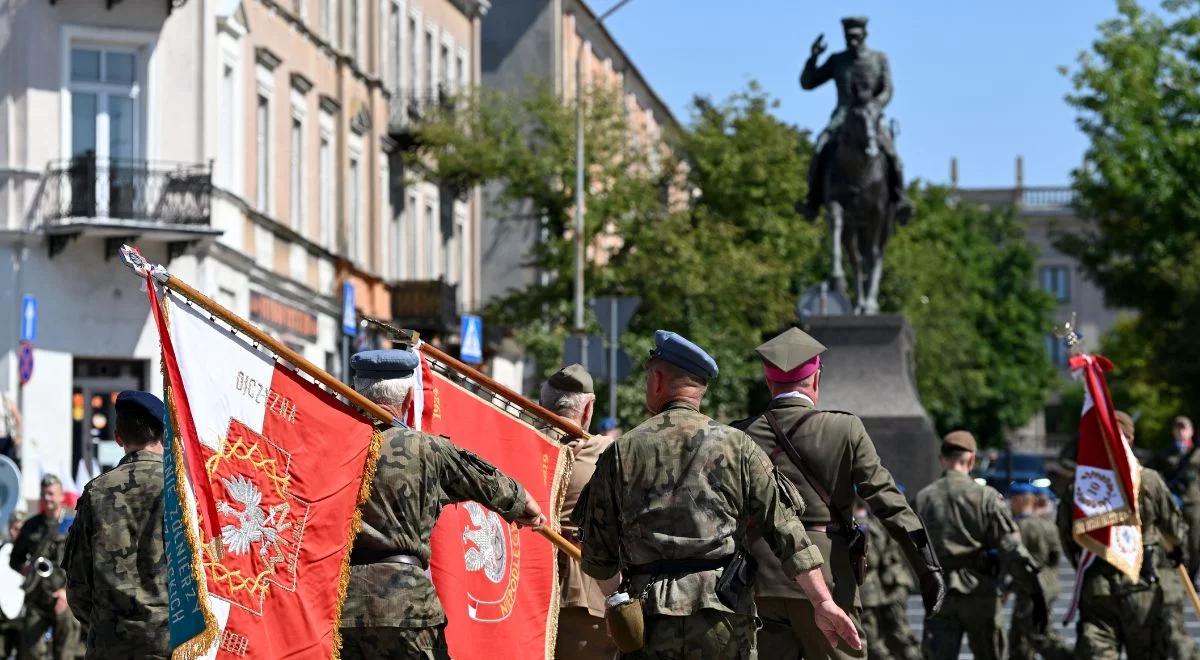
462,502,507,584
217,474,293,564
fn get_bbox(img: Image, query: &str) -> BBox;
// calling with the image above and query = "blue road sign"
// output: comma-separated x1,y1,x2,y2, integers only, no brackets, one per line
460,315,483,365
20,295,36,342
17,342,33,385
341,282,357,336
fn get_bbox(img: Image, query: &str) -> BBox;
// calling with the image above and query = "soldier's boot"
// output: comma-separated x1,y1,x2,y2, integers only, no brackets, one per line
886,153,913,224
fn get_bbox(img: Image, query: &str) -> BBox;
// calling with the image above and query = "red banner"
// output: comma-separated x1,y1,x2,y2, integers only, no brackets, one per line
1069,352,1142,582
415,355,568,660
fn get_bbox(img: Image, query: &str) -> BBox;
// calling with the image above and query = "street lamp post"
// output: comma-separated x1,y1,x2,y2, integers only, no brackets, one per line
574,0,633,370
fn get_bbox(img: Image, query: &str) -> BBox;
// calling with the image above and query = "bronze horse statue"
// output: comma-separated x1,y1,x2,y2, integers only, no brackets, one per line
821,95,902,315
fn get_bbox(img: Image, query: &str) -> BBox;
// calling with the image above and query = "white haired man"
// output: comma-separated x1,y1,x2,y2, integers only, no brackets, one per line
540,364,618,660
339,349,545,660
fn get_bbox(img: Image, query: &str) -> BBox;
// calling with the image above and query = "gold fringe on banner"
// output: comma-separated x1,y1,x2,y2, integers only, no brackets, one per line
331,429,384,660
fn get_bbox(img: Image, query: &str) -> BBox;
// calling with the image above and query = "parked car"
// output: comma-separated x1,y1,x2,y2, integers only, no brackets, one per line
973,449,1052,493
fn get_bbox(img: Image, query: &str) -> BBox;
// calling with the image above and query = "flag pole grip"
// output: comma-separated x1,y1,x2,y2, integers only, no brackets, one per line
537,527,582,563
418,343,588,440
160,274,396,427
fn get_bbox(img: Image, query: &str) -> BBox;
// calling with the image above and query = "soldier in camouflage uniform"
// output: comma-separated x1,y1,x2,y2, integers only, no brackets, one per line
10,475,79,660
1060,411,1194,660
574,330,862,659
63,391,170,659
915,431,1047,660
857,502,921,660
1007,483,1070,660
339,349,546,660
1150,415,1200,580
538,364,619,660
733,328,944,659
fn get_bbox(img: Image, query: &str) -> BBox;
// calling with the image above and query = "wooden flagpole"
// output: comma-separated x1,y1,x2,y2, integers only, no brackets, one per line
1176,565,1200,619
120,246,582,561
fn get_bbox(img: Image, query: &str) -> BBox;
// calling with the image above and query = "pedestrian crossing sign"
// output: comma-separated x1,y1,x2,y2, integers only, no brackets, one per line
460,315,483,365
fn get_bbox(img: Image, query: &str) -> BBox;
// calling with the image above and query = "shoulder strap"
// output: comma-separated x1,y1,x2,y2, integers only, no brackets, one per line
764,410,833,508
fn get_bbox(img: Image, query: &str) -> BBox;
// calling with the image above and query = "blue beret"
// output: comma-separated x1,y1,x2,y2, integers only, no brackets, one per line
649,330,719,381
598,416,619,432
351,349,419,379
115,391,165,424
1007,482,1037,497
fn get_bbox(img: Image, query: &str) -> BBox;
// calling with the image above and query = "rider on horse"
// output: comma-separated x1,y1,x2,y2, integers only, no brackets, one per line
798,16,913,224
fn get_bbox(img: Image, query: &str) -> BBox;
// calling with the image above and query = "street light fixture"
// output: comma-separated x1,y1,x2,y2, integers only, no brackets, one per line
574,0,634,370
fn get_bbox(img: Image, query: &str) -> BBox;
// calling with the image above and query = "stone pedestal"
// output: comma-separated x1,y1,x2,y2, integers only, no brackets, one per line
806,314,939,492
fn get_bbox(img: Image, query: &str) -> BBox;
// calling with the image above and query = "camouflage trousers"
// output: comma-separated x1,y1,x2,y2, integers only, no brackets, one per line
338,624,449,660
17,605,80,660
756,597,866,660
621,610,755,660
1075,583,1188,660
922,590,1004,660
555,606,617,660
1009,593,1070,660
861,602,920,660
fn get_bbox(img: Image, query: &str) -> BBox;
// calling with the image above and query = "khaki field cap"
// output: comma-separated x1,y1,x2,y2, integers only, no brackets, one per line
942,430,977,454
1115,411,1134,442
547,363,594,394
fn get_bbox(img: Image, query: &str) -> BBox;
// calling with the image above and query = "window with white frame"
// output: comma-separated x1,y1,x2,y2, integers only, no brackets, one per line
439,43,449,93
321,0,333,42
349,150,362,263
349,0,360,62
217,62,237,189
318,124,333,248
424,29,434,95
68,46,141,163
290,115,303,231
406,191,418,278
388,2,401,91
456,51,466,93
1039,265,1070,303
407,14,419,94
425,199,439,279
255,94,271,212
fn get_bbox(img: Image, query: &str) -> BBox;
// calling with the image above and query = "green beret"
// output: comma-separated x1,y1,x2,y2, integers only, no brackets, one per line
548,363,593,394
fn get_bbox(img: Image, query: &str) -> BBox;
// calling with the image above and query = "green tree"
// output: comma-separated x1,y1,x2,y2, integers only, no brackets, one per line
883,186,1056,445
1059,0,1200,434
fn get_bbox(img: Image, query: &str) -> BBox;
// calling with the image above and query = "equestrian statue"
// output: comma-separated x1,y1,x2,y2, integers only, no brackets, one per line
798,16,911,315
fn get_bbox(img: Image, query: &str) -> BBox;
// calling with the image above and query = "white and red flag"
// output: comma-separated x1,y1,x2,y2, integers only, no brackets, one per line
1068,351,1143,584
410,352,571,659
145,278,380,660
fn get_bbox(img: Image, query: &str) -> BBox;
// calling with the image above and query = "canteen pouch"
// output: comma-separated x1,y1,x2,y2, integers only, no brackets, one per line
715,547,758,609
847,521,868,586
604,592,645,652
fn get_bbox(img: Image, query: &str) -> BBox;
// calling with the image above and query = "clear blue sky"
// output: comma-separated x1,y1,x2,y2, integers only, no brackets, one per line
600,1,1120,188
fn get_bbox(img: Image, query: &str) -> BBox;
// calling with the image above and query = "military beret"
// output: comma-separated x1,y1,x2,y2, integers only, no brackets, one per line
1007,482,1037,497
351,349,419,379
115,391,165,424
1115,410,1135,442
649,330,719,381
942,430,977,454
757,328,826,382
598,416,619,433
548,363,593,394
841,16,868,30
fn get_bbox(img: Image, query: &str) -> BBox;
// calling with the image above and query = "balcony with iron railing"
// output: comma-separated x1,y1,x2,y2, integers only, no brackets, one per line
390,279,459,333
30,153,219,257
388,85,456,142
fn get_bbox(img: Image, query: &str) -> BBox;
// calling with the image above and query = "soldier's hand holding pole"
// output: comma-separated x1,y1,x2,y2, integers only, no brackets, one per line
793,567,863,651
514,490,547,528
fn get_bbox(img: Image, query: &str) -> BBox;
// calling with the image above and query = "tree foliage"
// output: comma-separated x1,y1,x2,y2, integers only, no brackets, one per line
883,187,1056,445
1058,0,1200,441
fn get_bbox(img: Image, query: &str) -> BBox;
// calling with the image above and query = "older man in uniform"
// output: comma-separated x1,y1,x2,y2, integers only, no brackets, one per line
915,431,1046,660
1007,482,1070,660
574,331,862,658
732,327,944,659
1063,410,1193,660
1151,415,1200,579
538,364,618,660
63,391,169,659
10,474,78,660
339,349,547,659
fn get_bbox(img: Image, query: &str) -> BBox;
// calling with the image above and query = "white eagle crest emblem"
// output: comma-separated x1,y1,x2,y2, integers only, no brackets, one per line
462,502,508,584
217,474,293,565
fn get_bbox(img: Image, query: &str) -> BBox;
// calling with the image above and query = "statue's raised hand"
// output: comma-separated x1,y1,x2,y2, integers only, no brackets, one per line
811,34,827,59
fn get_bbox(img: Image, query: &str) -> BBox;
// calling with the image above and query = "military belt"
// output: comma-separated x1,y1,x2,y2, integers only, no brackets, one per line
804,521,848,536
627,554,735,577
349,549,426,569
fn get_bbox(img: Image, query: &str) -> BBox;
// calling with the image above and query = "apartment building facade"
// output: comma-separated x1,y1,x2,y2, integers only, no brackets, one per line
0,0,485,499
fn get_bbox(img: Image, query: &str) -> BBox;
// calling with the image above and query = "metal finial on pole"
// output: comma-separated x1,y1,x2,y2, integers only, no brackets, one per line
1052,312,1081,351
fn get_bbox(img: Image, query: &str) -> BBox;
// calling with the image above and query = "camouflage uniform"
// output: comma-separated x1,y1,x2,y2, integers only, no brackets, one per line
573,400,824,659
1010,512,1070,660
734,397,939,660
1058,467,1190,659
556,433,617,660
10,512,79,660
62,449,168,659
914,471,1042,660
859,516,920,660
1151,445,1200,578
339,426,526,660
